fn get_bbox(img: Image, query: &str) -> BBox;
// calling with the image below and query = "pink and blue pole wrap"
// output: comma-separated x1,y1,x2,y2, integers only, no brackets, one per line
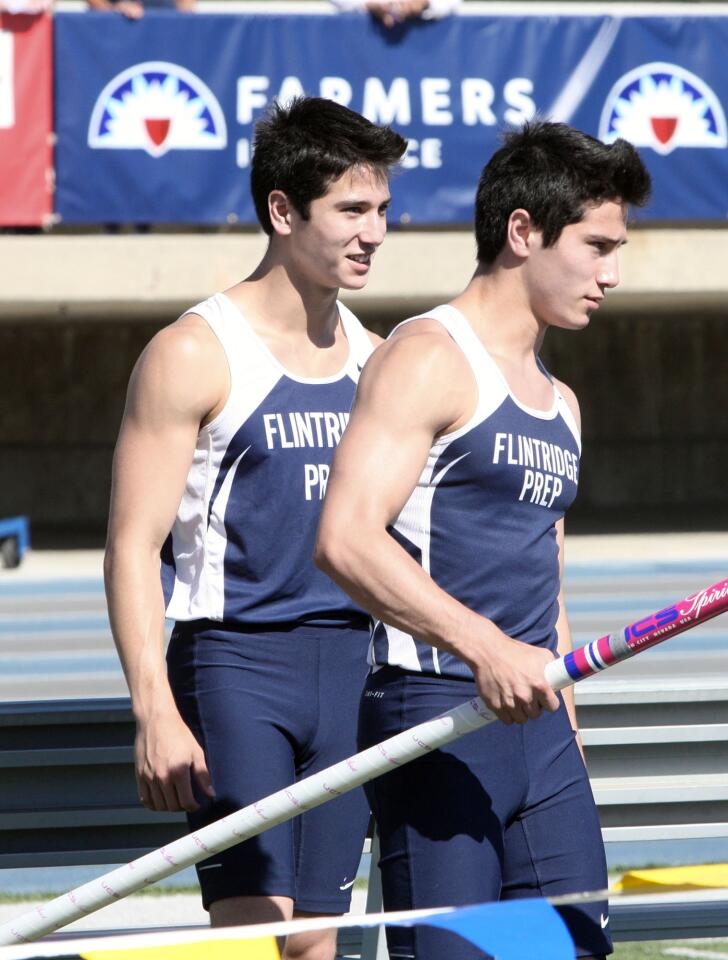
546,577,728,690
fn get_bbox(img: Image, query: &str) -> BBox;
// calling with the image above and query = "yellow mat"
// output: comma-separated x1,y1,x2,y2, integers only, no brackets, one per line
81,936,280,960
613,863,728,893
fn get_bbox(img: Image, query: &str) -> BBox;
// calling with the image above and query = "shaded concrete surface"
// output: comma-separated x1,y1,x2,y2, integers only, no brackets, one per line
2,230,728,321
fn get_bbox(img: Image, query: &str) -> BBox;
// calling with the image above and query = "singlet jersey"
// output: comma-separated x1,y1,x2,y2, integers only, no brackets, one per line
370,305,582,679
161,292,375,629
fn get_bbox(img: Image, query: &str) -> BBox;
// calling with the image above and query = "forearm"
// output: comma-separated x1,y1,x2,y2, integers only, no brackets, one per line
317,518,561,726
316,524,498,670
104,537,177,723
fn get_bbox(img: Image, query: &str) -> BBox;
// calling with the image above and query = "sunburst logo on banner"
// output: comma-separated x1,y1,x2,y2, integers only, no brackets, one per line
88,61,227,158
598,62,727,155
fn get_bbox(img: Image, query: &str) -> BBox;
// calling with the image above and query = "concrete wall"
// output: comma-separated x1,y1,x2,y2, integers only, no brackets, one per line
1,231,726,543
3,228,728,320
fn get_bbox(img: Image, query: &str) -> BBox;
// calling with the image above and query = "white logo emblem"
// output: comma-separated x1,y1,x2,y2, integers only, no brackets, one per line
600,912,609,928
339,877,356,890
88,61,227,158
599,62,727,155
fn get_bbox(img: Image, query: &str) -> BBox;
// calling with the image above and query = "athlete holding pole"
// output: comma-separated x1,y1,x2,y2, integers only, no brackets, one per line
104,97,406,960
316,122,652,959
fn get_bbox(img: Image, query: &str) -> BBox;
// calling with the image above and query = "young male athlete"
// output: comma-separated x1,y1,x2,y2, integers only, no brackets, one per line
104,97,406,960
316,122,651,959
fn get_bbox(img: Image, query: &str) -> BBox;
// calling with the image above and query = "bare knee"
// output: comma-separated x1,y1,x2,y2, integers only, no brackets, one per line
282,928,337,960
209,894,292,927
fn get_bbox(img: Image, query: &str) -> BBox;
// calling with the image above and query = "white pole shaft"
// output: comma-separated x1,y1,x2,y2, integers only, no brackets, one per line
2,576,726,946
1,696,496,946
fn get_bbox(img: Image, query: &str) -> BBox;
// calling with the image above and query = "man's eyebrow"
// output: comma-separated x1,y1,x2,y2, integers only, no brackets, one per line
586,232,627,246
335,195,392,207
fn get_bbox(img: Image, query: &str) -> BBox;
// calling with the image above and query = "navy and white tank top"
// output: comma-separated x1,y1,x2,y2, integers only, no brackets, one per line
162,292,374,629
370,304,581,678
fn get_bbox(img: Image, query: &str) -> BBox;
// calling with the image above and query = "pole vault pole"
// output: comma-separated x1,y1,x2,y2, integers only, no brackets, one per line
2,577,727,947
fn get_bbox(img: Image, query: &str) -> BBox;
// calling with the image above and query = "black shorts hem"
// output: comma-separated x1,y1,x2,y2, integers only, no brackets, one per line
201,883,296,912
294,895,354,915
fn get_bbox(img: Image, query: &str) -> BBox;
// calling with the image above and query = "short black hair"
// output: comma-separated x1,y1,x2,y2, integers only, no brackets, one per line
251,97,408,235
475,121,652,264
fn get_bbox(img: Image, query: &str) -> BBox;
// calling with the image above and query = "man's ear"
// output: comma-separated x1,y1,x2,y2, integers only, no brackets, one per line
268,190,293,237
506,208,535,260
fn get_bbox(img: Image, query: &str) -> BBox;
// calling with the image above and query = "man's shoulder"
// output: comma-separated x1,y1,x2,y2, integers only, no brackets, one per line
354,316,475,436
383,315,468,372
130,313,228,417
149,312,223,366
361,314,472,403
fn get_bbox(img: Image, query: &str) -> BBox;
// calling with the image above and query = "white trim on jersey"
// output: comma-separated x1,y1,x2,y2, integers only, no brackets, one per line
202,444,251,620
164,292,375,625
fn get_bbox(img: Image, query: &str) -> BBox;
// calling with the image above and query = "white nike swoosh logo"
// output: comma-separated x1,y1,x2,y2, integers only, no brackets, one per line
600,913,609,928
339,878,356,890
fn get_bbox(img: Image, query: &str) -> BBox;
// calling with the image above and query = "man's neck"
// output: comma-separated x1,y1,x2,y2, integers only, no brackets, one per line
230,250,341,344
450,266,546,360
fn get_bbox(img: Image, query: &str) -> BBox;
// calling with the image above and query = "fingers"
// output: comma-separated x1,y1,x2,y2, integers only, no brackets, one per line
136,772,168,811
487,693,543,726
474,647,561,725
540,684,561,713
193,752,216,800
136,764,203,813
135,740,214,813
170,765,200,813
134,716,214,813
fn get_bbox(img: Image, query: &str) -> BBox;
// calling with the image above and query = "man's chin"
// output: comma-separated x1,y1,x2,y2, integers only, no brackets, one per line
339,273,370,292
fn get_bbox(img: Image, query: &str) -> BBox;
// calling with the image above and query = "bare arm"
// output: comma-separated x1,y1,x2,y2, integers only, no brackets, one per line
104,318,226,812
316,325,560,724
554,518,584,752
553,379,585,756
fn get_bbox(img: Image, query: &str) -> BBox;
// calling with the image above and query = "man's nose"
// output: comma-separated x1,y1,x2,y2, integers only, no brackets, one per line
359,211,386,247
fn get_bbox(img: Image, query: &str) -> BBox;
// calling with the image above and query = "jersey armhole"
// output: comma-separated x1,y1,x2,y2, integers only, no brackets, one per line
181,298,241,436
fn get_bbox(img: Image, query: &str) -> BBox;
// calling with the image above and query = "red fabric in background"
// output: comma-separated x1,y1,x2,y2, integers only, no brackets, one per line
0,13,53,226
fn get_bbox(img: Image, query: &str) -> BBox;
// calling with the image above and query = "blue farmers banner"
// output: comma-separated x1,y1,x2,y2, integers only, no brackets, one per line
53,10,728,225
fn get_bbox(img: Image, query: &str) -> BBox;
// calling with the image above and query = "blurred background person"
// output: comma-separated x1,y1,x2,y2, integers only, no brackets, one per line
85,0,193,20
331,0,459,29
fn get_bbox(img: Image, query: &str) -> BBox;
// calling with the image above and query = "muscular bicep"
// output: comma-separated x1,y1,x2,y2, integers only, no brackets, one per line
323,330,469,534
109,406,199,552
327,391,433,532
107,324,225,551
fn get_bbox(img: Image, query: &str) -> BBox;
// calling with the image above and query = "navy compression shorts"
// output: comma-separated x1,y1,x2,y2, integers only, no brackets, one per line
167,621,370,914
359,666,612,959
